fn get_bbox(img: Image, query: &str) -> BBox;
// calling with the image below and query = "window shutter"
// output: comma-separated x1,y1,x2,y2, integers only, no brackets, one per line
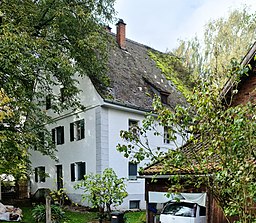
46,95,51,110
80,162,86,179
70,123,74,142
60,88,65,103
56,126,64,145
60,126,64,144
70,163,75,182
51,129,56,144
80,120,85,139
35,168,38,183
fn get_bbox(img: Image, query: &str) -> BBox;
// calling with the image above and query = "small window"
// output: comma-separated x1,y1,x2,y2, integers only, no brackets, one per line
35,166,46,183
160,92,169,104
60,87,66,103
70,119,85,141
70,162,86,182
52,126,65,145
128,162,137,180
199,206,206,216
129,200,140,209
164,126,171,144
128,119,139,137
46,94,51,110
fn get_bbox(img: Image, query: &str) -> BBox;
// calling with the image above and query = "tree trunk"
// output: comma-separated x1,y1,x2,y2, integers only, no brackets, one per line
98,206,104,223
106,203,111,221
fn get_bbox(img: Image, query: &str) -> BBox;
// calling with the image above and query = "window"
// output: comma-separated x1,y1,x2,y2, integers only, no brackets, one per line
60,87,66,103
70,162,86,182
52,126,64,145
128,119,139,137
35,166,46,183
129,200,140,209
70,119,85,141
128,162,137,180
46,94,51,110
160,92,169,104
164,126,171,144
60,87,67,103
199,206,206,216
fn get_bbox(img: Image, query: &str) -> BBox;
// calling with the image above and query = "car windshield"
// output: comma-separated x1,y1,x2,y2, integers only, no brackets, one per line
162,202,196,217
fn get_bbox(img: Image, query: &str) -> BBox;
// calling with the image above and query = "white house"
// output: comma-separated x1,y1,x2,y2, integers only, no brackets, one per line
29,19,187,210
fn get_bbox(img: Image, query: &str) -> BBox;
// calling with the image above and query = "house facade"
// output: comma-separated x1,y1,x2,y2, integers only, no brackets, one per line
29,20,187,210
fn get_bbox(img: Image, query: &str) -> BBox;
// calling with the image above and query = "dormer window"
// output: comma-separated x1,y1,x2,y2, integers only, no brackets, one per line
143,77,170,105
160,92,169,104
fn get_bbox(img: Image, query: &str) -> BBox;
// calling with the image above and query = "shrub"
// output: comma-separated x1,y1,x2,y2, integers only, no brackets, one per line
32,204,66,223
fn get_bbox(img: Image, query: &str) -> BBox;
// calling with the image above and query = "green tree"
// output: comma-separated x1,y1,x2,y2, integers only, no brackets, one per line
75,168,128,222
117,60,256,222
0,0,115,178
0,88,12,122
174,7,256,89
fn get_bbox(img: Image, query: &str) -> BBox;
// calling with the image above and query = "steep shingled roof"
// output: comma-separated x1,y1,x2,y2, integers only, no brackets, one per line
100,22,187,111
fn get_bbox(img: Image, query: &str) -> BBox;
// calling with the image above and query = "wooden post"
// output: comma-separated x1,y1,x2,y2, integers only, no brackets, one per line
46,195,51,223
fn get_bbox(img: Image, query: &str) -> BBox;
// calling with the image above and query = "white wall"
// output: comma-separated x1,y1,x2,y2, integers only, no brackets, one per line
30,75,185,210
106,105,183,210
30,75,103,204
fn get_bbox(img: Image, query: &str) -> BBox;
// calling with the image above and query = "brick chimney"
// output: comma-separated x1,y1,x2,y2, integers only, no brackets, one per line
116,19,126,49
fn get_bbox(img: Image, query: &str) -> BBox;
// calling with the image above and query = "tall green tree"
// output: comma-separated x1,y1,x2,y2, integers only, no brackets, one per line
117,61,256,222
75,168,128,222
0,0,116,178
174,7,256,89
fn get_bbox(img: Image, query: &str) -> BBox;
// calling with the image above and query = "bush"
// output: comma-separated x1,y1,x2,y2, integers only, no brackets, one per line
32,204,66,223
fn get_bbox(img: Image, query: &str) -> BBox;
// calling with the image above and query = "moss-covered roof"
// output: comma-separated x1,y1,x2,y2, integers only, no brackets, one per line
99,34,189,111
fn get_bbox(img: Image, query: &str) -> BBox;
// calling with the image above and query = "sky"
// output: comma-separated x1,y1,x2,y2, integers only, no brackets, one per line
111,0,256,52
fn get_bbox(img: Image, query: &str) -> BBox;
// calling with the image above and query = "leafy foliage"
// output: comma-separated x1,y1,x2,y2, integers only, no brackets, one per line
50,187,71,207
174,7,256,88
75,168,128,222
118,59,256,222
32,204,66,223
0,0,115,178
149,51,195,99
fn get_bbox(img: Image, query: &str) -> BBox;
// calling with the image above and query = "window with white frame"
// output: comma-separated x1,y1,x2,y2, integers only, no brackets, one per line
129,200,140,209
52,126,64,145
70,119,85,141
70,162,86,182
35,166,46,183
128,162,138,180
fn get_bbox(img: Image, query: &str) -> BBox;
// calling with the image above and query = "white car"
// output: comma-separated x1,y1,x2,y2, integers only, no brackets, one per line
159,201,206,223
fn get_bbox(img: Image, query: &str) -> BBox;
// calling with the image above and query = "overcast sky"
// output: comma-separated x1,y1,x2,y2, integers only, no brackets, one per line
111,0,256,52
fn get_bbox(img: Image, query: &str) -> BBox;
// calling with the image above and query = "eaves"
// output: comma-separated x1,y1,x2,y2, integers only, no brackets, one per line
102,99,154,115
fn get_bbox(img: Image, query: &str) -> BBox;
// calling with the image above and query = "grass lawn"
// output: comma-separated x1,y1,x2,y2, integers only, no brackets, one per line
18,206,145,223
